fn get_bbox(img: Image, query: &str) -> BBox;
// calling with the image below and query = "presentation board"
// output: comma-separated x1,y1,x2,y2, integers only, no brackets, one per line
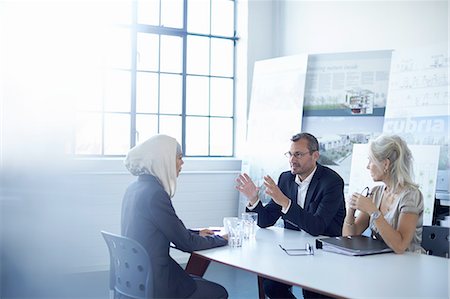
241,54,308,213
383,43,449,198
302,50,393,182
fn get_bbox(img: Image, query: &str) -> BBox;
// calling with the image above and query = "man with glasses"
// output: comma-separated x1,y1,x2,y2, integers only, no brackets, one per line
235,132,345,299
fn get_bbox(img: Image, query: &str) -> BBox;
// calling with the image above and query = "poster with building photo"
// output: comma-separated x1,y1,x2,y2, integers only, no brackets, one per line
302,50,393,183
241,54,308,213
383,43,449,200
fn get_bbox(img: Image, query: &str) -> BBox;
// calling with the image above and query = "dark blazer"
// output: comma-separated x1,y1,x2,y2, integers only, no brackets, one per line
249,163,345,237
121,174,227,298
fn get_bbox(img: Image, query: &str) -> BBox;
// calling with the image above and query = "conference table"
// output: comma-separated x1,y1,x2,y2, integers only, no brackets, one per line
185,227,449,298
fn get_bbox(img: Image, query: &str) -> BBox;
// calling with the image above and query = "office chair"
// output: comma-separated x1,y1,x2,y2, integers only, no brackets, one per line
101,231,153,299
421,225,450,258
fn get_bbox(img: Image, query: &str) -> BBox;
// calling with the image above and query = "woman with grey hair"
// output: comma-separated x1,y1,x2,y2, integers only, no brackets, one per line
121,134,228,298
343,134,424,253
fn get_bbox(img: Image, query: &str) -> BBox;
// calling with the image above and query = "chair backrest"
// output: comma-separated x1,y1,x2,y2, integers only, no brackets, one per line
421,225,450,258
101,231,153,299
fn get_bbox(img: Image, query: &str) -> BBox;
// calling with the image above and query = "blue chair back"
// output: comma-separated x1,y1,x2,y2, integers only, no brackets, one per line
101,231,153,299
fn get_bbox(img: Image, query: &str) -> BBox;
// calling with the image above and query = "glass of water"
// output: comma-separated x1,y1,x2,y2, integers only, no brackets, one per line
223,217,243,247
241,212,258,239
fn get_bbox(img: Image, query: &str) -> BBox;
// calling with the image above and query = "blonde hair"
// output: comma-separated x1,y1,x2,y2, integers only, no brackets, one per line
369,134,418,192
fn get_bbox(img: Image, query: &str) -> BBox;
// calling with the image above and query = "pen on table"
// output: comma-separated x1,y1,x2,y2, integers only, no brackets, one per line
190,228,222,233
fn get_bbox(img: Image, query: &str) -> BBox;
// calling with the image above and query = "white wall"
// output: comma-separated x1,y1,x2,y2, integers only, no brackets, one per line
246,0,280,110
280,1,447,56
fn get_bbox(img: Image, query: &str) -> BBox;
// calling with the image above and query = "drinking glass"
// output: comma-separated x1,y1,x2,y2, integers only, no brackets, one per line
223,217,243,247
241,212,258,239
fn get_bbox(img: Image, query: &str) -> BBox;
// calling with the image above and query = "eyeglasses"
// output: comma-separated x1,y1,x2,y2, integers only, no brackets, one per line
279,243,314,256
284,151,310,159
361,186,372,197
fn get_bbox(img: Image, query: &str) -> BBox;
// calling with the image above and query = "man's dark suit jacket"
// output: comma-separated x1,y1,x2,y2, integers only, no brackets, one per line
249,163,345,237
121,174,227,298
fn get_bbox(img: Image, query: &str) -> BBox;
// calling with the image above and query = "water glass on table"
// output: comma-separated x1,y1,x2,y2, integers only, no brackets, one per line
223,217,243,247
241,212,258,239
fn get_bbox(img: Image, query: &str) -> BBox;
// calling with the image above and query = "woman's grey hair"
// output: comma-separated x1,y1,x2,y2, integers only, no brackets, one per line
291,132,319,153
369,134,418,192
176,143,182,156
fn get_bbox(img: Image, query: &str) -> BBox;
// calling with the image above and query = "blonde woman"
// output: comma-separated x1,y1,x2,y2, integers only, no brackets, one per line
122,134,228,298
343,134,424,253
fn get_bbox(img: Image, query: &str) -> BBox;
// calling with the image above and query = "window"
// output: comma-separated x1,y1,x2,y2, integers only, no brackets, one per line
72,0,237,157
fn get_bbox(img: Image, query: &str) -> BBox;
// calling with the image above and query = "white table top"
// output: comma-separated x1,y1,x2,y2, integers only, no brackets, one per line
194,227,449,298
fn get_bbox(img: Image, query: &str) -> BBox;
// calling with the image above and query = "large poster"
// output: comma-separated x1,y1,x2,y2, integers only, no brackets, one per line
349,144,440,225
302,50,393,182
241,54,308,213
383,43,449,199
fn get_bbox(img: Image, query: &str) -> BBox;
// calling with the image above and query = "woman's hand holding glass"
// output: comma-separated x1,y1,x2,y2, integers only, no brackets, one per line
235,173,259,205
348,192,377,215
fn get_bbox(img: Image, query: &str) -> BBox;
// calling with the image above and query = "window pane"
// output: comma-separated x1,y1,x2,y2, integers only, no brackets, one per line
137,33,159,71
75,71,103,111
210,117,233,156
136,72,158,113
186,75,209,115
160,35,182,73
161,0,183,28
211,0,234,37
136,114,158,143
210,77,233,116
105,27,131,70
104,70,130,112
160,74,182,114
210,38,233,77
137,0,160,25
75,112,102,155
104,113,130,155
186,116,208,155
187,35,209,75
187,0,210,34
160,115,181,143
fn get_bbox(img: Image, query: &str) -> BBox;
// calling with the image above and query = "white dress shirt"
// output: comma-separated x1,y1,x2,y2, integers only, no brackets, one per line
281,166,317,214
247,167,317,213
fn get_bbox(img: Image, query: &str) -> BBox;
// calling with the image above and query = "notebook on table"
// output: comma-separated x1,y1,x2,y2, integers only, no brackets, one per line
315,235,393,256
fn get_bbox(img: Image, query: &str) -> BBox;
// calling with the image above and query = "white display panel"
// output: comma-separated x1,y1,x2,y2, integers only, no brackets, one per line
383,43,449,196
241,54,308,212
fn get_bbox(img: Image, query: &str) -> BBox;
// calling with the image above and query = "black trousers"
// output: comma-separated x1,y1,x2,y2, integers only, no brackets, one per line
189,275,228,299
263,278,334,299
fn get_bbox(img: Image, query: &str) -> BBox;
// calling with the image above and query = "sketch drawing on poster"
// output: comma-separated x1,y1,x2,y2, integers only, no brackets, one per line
349,144,440,226
241,54,308,214
301,50,393,183
383,43,449,200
